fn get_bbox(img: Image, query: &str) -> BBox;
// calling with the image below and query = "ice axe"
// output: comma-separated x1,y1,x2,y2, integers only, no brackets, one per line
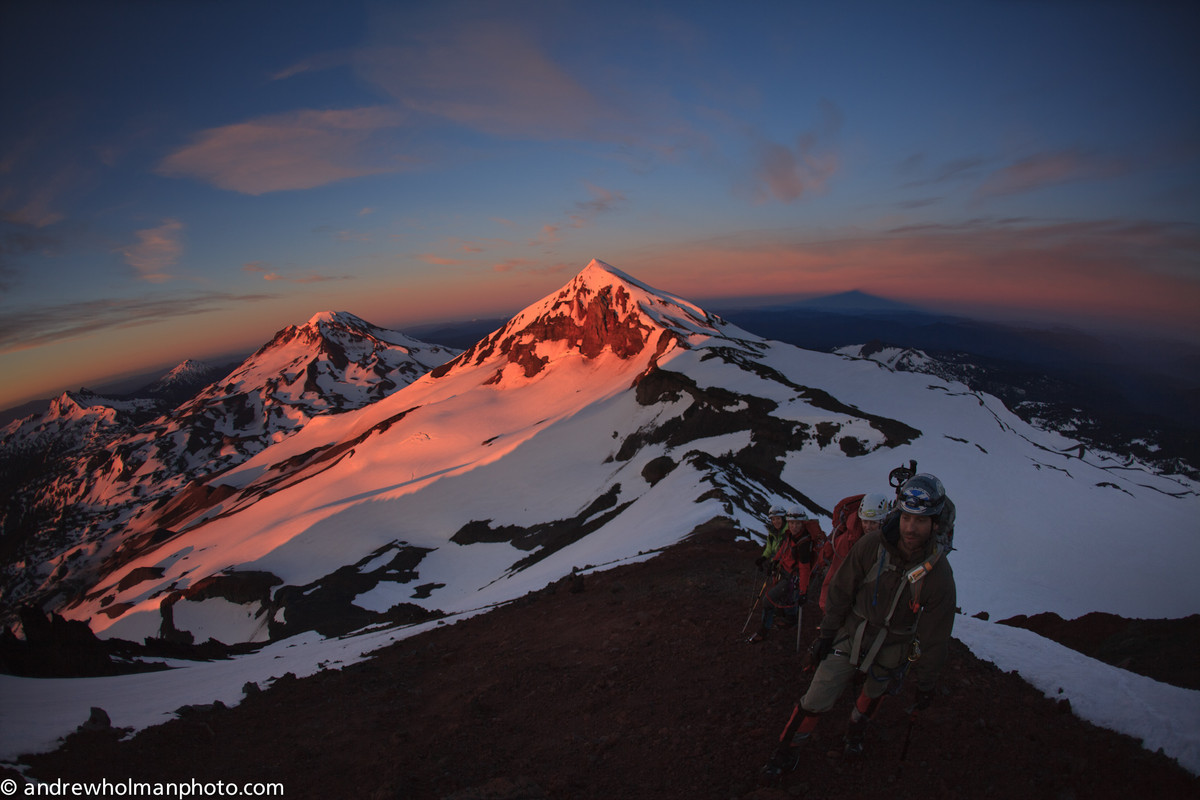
889,459,917,494
740,575,769,635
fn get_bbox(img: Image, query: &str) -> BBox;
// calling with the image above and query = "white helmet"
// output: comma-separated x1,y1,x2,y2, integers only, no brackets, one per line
858,493,891,523
768,505,786,518
786,505,807,520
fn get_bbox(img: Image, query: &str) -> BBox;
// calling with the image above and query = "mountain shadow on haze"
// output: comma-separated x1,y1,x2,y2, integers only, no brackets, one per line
715,293,1200,475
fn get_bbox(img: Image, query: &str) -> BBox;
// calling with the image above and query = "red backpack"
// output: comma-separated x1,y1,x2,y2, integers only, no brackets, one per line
818,494,864,612
829,494,864,547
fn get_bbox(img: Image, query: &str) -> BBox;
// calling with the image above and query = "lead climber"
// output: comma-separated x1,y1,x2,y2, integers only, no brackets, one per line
762,473,957,773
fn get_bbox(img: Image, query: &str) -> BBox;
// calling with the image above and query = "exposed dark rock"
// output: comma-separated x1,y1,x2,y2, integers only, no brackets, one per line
641,455,677,486
268,544,440,640
14,526,1199,800
0,607,117,677
1000,611,1200,690
450,486,632,575
80,707,111,732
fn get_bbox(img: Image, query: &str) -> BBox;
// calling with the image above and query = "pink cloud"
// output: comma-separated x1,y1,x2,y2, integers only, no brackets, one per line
243,261,350,284
976,149,1128,198
528,224,561,247
418,254,467,266
120,219,184,282
358,21,626,141
748,100,842,203
576,183,627,217
157,107,409,195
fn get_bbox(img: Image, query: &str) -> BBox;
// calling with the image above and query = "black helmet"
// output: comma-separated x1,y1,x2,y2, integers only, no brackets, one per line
897,473,946,517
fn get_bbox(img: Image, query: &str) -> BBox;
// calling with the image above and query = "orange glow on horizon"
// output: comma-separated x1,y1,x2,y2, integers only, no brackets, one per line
633,226,1200,337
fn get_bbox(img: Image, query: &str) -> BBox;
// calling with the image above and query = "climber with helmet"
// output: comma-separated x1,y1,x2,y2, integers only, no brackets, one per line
749,505,826,643
755,505,788,573
762,473,957,772
817,492,892,613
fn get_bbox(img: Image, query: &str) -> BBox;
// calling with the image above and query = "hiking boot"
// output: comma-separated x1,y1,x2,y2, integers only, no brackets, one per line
843,719,867,758
760,745,801,778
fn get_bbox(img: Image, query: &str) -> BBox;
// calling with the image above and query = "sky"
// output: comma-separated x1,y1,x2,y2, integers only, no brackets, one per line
2,0,1199,411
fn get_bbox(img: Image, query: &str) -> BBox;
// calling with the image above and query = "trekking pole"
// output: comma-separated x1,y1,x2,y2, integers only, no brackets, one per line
740,576,769,635
795,603,804,653
894,710,918,781
899,711,917,760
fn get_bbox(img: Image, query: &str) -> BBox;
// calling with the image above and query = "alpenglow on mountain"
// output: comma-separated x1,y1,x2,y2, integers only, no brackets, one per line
5,259,1190,652
0,312,459,624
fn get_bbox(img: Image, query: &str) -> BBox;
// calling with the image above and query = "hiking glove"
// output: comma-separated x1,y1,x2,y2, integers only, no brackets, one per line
914,687,934,711
810,633,835,664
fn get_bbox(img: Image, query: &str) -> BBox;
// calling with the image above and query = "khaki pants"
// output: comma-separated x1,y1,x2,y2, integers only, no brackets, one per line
800,635,909,714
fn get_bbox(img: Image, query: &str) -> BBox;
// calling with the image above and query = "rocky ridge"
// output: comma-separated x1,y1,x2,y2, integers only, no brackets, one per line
7,525,1198,800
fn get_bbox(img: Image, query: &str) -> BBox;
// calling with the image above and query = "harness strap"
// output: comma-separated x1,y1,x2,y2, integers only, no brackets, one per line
850,543,940,672
855,569,911,671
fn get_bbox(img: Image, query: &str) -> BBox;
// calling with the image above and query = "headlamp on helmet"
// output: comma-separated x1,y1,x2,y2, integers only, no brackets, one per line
897,473,946,517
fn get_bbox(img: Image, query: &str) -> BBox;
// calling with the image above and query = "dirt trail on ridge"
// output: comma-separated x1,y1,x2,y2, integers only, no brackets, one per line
9,524,1200,799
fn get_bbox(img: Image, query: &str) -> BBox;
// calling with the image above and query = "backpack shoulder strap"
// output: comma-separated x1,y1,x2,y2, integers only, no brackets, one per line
851,541,934,671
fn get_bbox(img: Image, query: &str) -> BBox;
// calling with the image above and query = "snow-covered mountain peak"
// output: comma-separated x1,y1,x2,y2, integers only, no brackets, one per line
303,310,374,333
46,390,101,421
434,258,736,382
143,359,223,399
164,359,212,379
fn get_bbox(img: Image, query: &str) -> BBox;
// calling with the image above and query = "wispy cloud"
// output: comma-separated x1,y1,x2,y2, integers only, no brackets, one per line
748,100,842,204
572,183,628,226
492,258,537,273
0,292,275,354
899,154,989,188
0,109,89,228
157,107,410,195
242,261,351,283
976,148,1129,198
417,254,468,266
120,219,184,282
358,20,625,141
0,226,63,288
0,182,68,228
270,48,354,81
491,258,571,276
528,224,561,247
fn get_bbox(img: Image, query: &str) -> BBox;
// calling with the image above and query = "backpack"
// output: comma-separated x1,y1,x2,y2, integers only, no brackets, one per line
830,494,865,542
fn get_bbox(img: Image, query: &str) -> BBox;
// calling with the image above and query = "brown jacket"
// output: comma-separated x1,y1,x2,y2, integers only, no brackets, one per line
819,521,956,692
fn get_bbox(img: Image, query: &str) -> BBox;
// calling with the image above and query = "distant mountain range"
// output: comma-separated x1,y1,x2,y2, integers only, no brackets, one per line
1,260,1194,662
2,262,1198,786
711,293,1200,474
0,312,459,628
402,290,1200,475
